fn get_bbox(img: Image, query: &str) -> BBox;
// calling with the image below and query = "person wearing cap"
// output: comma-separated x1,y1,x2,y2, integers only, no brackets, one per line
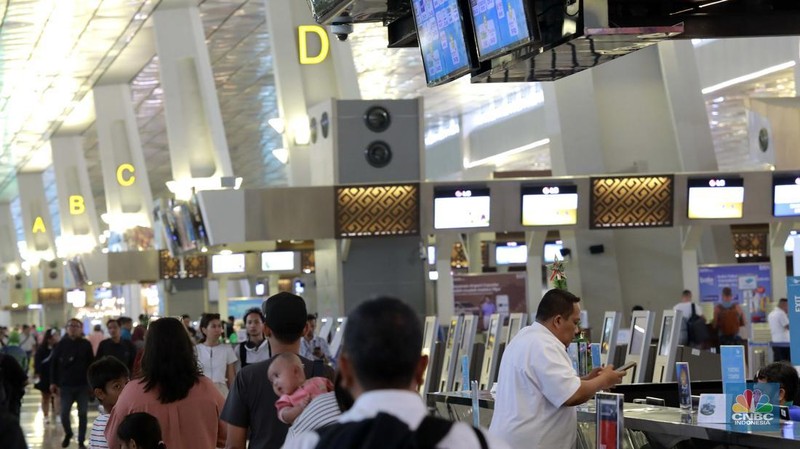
300,314,336,369
221,292,335,449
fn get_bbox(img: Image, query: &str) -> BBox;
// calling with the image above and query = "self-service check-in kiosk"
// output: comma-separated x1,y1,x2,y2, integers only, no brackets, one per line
652,310,682,383
599,311,622,368
329,318,347,359
438,316,464,392
452,314,478,392
622,311,655,384
420,316,439,395
505,313,527,346
479,314,502,390
317,317,334,341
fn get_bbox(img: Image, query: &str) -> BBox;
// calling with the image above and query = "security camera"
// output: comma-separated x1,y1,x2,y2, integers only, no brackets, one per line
330,15,353,41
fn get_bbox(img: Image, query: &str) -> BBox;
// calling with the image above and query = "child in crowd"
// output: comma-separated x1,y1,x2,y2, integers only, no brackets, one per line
267,352,333,424
88,356,130,449
116,412,166,449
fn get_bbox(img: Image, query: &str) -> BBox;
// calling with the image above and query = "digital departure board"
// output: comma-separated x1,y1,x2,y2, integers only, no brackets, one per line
773,174,800,217
521,185,578,226
434,187,491,229
468,0,532,61
687,177,744,219
411,0,472,86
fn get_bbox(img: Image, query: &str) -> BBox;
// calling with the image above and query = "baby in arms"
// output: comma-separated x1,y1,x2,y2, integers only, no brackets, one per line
268,352,333,424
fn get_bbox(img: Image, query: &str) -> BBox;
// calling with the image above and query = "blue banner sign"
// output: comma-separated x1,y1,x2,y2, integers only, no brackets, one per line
698,263,772,322
787,277,800,363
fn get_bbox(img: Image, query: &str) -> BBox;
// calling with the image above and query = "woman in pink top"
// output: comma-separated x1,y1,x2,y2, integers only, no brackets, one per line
105,318,226,449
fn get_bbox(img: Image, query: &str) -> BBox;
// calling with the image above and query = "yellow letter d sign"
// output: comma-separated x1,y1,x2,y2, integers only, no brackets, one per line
298,25,329,65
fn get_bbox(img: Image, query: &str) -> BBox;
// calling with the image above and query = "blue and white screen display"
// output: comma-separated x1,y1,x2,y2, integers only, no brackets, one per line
412,0,472,86
773,175,800,217
469,0,531,60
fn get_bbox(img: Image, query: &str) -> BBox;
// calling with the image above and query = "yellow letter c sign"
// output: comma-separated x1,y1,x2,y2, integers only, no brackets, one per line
298,25,330,65
116,163,135,187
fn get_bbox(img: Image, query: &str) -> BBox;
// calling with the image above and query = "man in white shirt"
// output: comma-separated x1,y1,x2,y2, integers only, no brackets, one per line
284,297,508,449
673,289,703,345
490,289,625,449
234,308,271,372
300,314,336,369
768,298,790,362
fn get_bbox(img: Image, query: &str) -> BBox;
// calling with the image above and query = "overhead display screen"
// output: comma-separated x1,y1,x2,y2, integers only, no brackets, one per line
521,185,578,226
773,174,800,217
411,0,472,86
591,176,674,229
468,0,532,61
212,253,246,274
261,251,296,272
687,177,744,219
434,187,491,229
496,243,526,265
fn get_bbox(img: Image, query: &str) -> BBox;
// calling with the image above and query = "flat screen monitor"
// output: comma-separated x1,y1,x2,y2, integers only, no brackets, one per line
495,243,526,265
687,177,744,219
658,316,674,357
211,253,246,274
261,251,296,272
629,317,646,356
467,0,536,61
601,317,614,355
773,174,800,217
521,185,578,226
543,241,563,263
434,187,491,229
411,0,473,86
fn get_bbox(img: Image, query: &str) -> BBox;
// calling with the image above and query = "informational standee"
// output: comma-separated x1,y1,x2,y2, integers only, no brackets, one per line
453,273,527,332
720,345,747,397
787,277,800,363
596,393,624,449
698,263,772,323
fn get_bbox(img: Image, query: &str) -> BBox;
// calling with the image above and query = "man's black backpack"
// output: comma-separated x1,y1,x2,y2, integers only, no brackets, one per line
687,303,711,347
315,412,489,449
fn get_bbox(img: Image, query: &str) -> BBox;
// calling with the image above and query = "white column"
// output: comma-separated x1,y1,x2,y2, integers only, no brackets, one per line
435,234,458,326
152,6,233,193
314,239,344,318
264,0,360,186
17,172,57,265
93,84,154,233
525,231,547,314
769,223,793,301
51,136,101,256
0,203,20,266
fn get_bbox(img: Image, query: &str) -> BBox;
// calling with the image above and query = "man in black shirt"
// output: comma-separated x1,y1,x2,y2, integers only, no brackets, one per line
51,318,94,449
96,318,136,371
221,293,334,449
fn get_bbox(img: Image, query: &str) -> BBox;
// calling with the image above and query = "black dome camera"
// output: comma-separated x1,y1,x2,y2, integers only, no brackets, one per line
364,141,392,168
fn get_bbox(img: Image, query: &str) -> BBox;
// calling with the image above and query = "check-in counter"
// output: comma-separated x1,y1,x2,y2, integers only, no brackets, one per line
427,391,800,449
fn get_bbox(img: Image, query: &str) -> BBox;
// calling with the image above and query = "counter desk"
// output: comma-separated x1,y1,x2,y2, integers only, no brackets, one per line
428,391,800,449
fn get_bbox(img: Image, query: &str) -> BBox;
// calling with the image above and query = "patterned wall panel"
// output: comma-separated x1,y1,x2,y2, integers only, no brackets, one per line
336,184,420,238
731,224,769,259
159,250,208,279
590,176,674,229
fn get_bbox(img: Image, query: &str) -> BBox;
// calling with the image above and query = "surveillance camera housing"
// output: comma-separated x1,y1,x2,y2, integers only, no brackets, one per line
330,22,353,41
329,14,353,41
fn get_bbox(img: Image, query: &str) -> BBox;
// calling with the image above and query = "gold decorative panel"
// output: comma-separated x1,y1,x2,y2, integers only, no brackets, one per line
336,184,420,238
732,224,769,259
591,176,674,229
159,250,208,279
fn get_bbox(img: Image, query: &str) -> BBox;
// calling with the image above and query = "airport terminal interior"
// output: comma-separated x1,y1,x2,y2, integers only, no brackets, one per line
2,0,800,448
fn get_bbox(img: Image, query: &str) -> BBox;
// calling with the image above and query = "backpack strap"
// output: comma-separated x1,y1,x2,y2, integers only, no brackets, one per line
239,343,248,369
414,416,454,447
472,426,489,449
690,303,697,318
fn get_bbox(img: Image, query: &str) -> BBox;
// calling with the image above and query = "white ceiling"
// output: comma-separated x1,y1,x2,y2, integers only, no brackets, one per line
0,0,796,242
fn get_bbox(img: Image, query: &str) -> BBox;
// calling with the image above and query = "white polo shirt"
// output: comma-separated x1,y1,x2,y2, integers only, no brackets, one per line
489,322,581,449
768,307,790,343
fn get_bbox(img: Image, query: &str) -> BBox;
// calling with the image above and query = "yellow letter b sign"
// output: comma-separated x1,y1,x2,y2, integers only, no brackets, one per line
69,195,86,215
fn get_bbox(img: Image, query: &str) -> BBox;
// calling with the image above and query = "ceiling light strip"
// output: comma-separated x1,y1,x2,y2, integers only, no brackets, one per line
701,61,797,95
463,138,550,169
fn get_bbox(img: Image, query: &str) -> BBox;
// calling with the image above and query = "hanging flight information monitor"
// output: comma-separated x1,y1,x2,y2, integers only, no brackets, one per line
687,177,744,219
411,0,474,86
773,174,800,217
467,0,538,61
521,185,578,226
434,186,491,229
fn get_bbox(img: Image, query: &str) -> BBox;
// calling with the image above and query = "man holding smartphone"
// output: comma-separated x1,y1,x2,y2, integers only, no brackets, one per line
490,289,625,449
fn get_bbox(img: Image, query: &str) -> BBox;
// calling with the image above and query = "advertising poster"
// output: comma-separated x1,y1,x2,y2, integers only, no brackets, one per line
227,297,264,323
787,277,800,363
698,263,772,322
453,272,527,331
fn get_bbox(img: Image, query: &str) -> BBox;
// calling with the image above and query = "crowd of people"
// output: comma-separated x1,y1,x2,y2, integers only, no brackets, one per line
0,287,798,449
